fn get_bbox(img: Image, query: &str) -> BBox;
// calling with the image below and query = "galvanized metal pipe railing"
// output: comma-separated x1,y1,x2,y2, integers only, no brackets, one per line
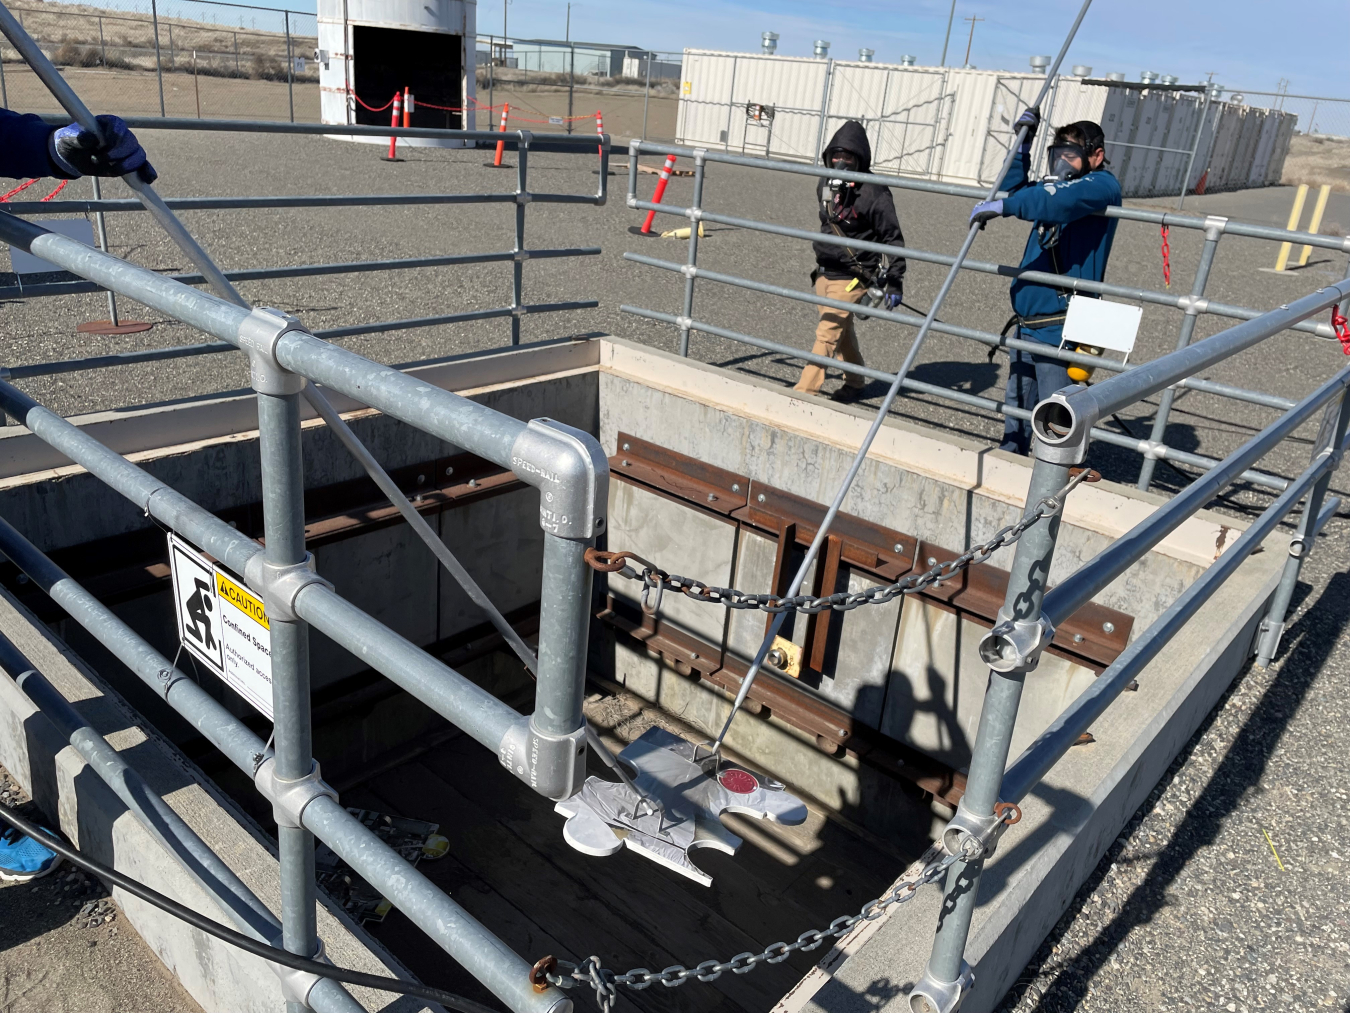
1032,280,1350,457
0,632,367,1013
1000,451,1346,806
623,173,1340,345
622,304,1292,492
1038,361,1350,631
0,247,603,302
0,376,571,1013
621,252,1297,412
627,138,1350,256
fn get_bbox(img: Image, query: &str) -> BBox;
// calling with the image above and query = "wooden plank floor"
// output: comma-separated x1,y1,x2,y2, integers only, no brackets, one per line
345,692,923,1013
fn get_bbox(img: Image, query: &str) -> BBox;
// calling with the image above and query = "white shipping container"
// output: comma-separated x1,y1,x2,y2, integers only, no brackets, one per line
675,49,1295,198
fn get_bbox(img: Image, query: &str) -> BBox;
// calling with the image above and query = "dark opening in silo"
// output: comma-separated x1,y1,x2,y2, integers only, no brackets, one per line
352,25,463,130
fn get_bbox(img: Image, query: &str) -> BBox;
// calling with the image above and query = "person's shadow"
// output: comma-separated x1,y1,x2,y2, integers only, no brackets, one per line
908,360,1002,397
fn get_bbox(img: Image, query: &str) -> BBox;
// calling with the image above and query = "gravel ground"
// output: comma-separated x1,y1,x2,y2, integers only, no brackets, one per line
3,129,1350,1010
0,765,202,1013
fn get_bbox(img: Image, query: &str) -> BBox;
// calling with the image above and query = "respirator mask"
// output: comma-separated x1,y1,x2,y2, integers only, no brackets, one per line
1046,142,1090,182
825,150,860,198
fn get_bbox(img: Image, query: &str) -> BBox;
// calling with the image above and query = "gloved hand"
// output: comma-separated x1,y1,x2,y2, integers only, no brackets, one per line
49,115,157,183
1015,107,1041,149
882,287,903,311
970,199,1004,228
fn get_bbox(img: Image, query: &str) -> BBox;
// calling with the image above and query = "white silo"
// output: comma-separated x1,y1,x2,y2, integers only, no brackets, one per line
317,0,478,147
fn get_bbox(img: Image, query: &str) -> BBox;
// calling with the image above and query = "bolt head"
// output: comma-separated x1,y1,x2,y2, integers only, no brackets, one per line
757,493,766,503
927,556,938,567
622,459,631,467
1102,621,1115,634
445,466,454,476
732,483,741,493
622,442,631,451
417,474,425,484
1073,633,1084,643
893,542,903,553
707,492,717,502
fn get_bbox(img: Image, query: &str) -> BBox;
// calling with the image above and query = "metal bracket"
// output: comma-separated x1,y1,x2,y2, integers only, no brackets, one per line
1031,385,1094,466
1177,294,1210,316
1203,215,1229,241
271,937,324,1006
253,757,337,829
510,418,609,540
237,307,307,396
498,715,588,801
978,610,1056,673
940,797,1011,860
909,961,975,1013
244,551,332,622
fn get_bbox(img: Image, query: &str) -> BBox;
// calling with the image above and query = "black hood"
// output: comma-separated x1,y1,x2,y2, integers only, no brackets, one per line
822,120,872,173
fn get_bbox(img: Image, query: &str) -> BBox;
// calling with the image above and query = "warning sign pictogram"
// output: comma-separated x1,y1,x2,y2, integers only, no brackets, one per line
169,534,224,676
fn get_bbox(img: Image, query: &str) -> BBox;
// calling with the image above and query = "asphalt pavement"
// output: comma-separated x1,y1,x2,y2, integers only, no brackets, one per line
2,128,1348,1011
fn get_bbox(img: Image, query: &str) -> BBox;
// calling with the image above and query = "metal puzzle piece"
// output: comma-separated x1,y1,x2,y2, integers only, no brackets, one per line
555,726,807,885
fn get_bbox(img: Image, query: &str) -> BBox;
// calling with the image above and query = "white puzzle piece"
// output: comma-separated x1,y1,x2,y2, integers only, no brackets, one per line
555,726,808,886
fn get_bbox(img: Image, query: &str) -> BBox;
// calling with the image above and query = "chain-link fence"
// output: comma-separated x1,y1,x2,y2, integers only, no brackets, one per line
472,35,681,143
1235,90,1350,192
0,0,317,121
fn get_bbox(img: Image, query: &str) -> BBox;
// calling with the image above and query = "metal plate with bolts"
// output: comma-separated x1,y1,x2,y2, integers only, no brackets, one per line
555,726,808,886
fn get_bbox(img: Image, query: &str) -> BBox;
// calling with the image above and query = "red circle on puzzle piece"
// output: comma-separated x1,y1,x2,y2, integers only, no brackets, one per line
718,769,759,794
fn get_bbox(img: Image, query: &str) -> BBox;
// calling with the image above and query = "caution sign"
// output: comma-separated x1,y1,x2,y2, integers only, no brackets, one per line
167,533,275,719
214,570,274,719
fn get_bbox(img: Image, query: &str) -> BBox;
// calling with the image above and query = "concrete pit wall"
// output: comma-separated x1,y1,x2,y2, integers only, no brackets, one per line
0,336,1285,1013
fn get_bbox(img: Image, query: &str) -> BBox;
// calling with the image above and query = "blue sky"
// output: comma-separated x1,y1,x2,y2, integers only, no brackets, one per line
61,0,1349,99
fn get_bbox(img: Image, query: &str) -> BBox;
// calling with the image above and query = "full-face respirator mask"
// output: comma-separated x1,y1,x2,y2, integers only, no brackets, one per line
1046,142,1090,181
825,150,860,198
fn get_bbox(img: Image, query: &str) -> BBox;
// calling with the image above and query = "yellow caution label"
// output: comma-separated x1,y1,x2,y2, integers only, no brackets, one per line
846,278,861,292
681,81,692,95
215,572,269,630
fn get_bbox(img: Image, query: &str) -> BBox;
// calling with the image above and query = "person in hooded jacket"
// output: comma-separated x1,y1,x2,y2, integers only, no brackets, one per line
969,111,1121,454
0,108,156,185
793,120,906,403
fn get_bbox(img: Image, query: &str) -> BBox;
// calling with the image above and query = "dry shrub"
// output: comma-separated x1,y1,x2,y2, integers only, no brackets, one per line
249,53,285,81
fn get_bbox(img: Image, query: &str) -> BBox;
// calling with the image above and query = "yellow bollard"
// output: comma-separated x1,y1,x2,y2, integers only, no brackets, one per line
1273,183,1309,271
1298,184,1332,266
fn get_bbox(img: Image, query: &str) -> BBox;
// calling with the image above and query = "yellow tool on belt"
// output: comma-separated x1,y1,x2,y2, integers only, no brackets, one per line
1066,344,1104,383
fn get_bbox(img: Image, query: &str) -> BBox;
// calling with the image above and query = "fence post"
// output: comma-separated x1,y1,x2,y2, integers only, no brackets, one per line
511,135,527,344
168,22,175,71
254,371,322,1012
284,11,294,123
1254,386,1350,667
813,58,835,163
98,16,105,66
150,0,165,116
233,31,239,74
642,49,651,141
488,35,494,131
1137,217,1225,491
679,150,707,357
0,46,7,108
911,454,1070,1011
567,43,574,132
1177,85,1214,210
89,176,119,327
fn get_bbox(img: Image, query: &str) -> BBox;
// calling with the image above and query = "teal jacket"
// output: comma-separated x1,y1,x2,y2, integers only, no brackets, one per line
1000,148,1122,344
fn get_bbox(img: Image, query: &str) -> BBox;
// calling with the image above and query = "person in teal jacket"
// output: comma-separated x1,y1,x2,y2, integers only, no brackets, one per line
970,112,1122,455
0,107,155,182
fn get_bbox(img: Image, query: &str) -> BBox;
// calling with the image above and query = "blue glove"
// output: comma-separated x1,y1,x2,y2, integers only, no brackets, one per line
970,199,1004,228
1015,107,1041,150
49,115,157,183
882,290,903,311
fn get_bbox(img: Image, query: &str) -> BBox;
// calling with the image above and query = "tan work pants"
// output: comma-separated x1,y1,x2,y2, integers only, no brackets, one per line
793,275,867,394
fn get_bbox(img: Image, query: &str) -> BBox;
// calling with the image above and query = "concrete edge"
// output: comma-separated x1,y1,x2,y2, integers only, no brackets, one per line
595,335,1252,569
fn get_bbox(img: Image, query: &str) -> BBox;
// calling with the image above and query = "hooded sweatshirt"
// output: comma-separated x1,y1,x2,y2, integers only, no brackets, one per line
0,108,61,180
812,121,906,289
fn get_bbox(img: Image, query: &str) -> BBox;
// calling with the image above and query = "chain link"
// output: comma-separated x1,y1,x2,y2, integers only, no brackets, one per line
546,817,1015,1012
591,469,1094,618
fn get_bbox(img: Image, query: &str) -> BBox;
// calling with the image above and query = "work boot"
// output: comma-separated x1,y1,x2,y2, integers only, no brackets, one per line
0,824,62,882
829,385,867,405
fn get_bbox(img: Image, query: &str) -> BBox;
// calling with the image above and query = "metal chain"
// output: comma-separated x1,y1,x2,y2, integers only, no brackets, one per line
545,816,1015,1012
589,468,1095,618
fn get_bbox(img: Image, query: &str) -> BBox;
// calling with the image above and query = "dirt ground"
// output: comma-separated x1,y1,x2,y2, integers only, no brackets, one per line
1281,133,1350,195
0,764,202,1013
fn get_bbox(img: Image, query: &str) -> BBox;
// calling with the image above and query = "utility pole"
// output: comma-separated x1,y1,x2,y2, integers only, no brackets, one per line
962,15,983,68
939,0,957,67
